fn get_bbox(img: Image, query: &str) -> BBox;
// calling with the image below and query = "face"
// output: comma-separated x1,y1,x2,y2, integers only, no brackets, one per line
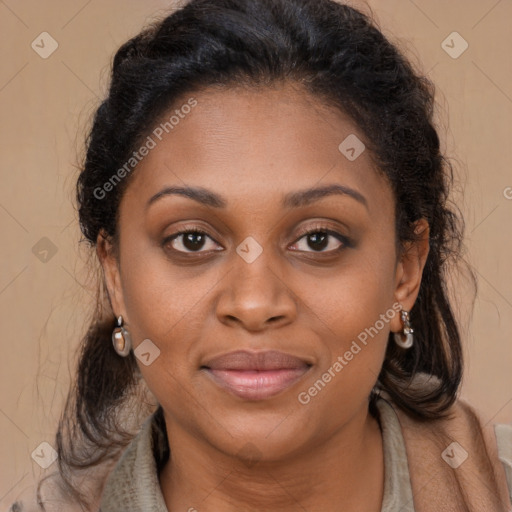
98,82,428,462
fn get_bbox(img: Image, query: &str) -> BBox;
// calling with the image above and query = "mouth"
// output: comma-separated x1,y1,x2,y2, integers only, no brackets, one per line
200,350,312,401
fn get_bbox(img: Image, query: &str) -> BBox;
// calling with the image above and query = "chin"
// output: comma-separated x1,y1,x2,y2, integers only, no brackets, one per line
202,411,312,462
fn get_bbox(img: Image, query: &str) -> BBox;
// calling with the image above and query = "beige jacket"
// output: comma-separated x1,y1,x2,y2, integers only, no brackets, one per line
8,393,512,512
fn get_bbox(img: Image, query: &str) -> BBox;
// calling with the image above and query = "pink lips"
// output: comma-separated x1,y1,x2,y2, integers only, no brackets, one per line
201,350,311,400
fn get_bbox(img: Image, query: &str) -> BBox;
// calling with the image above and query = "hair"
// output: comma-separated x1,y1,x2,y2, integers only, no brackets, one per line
38,0,476,508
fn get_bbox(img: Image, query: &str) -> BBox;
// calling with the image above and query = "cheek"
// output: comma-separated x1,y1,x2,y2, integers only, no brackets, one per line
119,265,214,414
298,247,396,399
117,240,224,393
118,231,218,339
305,243,396,334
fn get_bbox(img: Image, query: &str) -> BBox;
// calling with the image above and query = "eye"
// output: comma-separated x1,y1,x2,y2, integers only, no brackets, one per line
162,224,352,256
290,226,351,253
163,228,222,254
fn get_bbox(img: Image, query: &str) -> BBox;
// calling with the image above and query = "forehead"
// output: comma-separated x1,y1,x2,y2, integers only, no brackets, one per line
123,83,393,217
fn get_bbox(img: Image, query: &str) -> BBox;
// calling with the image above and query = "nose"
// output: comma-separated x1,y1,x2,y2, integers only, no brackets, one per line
215,251,297,332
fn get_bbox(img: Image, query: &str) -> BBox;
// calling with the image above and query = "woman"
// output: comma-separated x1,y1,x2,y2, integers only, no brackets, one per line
9,0,512,510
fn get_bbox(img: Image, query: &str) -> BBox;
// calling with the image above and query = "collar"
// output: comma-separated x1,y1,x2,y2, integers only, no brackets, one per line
99,396,414,511
100,406,169,511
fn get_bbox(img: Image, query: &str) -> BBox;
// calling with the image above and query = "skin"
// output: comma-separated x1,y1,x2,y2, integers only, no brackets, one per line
97,82,429,512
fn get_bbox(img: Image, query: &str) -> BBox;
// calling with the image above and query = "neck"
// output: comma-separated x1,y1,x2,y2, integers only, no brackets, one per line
159,403,384,512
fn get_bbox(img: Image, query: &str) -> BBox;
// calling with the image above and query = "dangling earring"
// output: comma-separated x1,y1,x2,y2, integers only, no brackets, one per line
394,310,414,349
112,315,132,357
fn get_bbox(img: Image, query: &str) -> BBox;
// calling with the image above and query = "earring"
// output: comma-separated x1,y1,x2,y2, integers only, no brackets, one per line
394,310,414,349
112,315,132,357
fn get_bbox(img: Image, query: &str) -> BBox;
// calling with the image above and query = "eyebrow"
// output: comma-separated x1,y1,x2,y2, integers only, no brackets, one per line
145,183,368,211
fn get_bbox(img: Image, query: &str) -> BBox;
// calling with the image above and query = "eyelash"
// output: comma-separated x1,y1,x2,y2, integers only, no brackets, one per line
294,224,353,250
161,224,353,256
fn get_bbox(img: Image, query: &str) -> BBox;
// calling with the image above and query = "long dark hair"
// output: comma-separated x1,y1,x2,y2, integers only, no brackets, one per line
42,0,473,508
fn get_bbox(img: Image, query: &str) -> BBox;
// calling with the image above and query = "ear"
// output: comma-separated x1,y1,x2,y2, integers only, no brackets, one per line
96,229,126,319
390,218,430,333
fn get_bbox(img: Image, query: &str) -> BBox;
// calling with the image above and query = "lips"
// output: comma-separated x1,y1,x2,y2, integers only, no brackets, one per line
201,350,312,400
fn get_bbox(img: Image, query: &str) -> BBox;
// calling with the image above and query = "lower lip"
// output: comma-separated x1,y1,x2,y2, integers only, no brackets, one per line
204,367,310,400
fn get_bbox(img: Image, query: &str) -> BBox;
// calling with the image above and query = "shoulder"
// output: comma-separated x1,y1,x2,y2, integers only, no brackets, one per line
378,379,512,507
100,409,168,511
5,478,45,512
7,411,161,512
6,468,108,512
5,478,51,512
6,479,89,512
495,422,512,502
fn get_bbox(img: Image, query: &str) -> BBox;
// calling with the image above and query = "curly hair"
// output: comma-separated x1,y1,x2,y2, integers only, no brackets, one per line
41,0,473,508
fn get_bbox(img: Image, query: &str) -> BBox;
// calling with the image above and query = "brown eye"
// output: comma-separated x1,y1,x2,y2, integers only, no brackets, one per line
163,229,221,254
290,229,350,253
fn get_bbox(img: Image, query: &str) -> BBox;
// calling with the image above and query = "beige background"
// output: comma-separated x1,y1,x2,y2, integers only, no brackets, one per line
1,0,511,506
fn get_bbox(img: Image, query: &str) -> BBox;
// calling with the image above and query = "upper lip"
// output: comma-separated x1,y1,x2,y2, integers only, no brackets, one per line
201,350,312,371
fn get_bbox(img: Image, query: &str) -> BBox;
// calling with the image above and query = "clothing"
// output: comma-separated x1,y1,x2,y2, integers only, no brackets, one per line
97,396,512,511
8,395,512,511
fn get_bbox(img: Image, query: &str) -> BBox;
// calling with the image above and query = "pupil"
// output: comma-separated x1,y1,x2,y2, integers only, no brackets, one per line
184,233,205,251
180,232,329,252
309,232,328,251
